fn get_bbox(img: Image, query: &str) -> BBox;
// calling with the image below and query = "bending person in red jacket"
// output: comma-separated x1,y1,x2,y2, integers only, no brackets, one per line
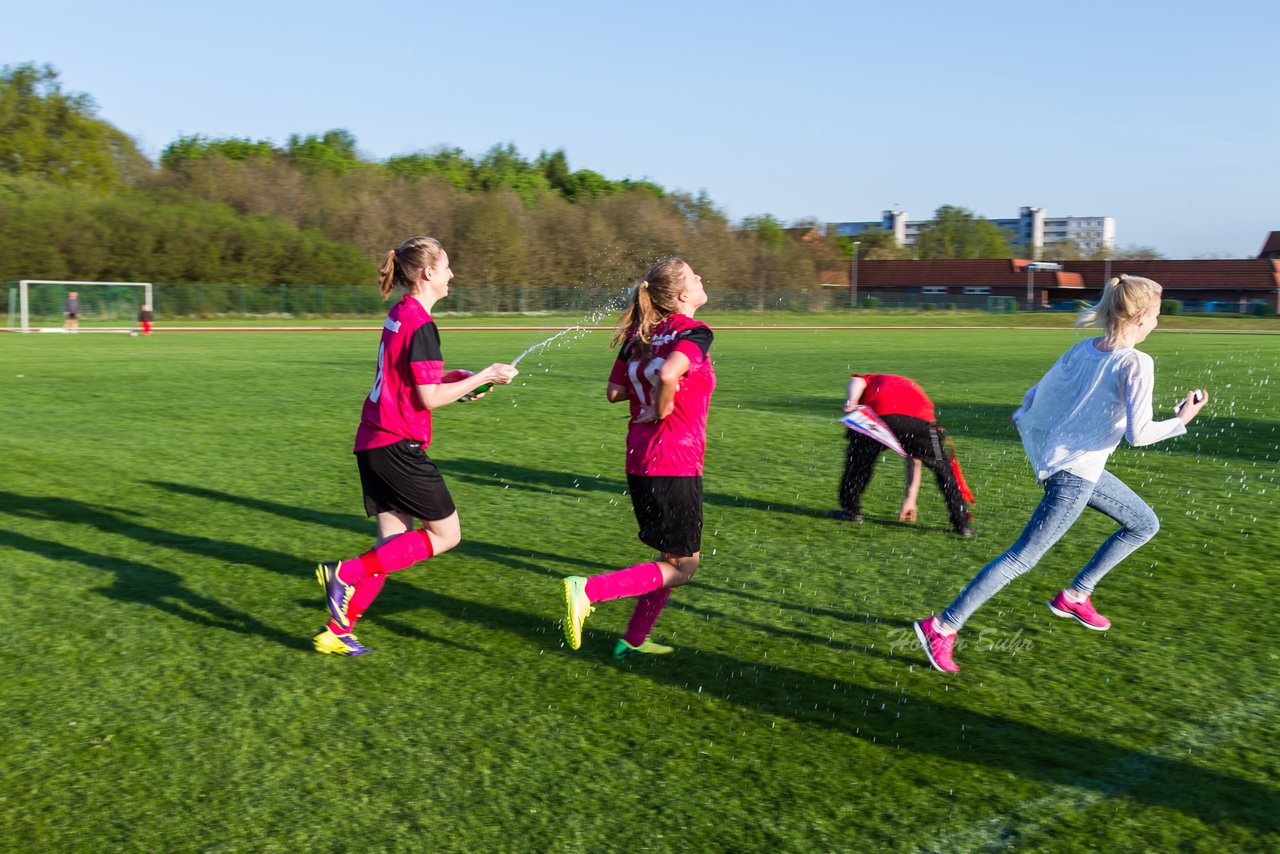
833,373,973,537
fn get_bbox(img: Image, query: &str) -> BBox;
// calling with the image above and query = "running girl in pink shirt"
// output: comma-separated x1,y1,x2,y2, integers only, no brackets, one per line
313,236,519,655
561,257,716,659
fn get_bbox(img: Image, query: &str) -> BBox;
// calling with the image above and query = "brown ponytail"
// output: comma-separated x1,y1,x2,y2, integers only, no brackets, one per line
611,256,687,358
378,236,444,299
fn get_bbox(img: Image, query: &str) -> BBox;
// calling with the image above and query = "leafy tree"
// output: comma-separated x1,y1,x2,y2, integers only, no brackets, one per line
741,214,786,251
0,176,372,283
834,225,903,260
1039,238,1084,262
537,149,572,195
161,134,278,170
1112,244,1164,260
286,129,362,174
475,143,551,203
384,147,475,191
0,63,149,190
456,190,529,283
914,205,1013,259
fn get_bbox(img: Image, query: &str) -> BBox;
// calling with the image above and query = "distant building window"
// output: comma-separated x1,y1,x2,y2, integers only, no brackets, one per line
922,286,948,295
963,287,992,295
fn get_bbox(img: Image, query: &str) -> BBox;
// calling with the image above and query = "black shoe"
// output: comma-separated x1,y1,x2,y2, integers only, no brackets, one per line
828,509,863,523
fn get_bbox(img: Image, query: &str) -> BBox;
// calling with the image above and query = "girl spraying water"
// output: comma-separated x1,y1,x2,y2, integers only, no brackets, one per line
313,236,519,655
915,274,1208,672
561,257,716,659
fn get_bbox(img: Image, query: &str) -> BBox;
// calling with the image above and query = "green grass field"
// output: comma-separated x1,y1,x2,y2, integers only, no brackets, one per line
3,323,1277,852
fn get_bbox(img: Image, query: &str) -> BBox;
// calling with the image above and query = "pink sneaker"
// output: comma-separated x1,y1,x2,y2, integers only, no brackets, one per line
1048,590,1111,631
914,616,960,672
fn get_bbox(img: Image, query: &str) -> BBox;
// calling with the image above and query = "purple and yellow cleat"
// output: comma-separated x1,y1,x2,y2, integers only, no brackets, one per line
316,561,355,632
313,628,372,656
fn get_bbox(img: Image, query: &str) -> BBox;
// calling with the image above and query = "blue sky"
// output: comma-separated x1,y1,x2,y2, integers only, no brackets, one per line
5,0,1277,258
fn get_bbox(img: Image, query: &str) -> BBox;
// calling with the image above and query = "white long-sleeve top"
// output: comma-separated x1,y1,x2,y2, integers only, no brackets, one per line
1012,338,1186,483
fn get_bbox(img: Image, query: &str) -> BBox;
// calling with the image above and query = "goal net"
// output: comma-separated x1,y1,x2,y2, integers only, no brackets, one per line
6,280,154,333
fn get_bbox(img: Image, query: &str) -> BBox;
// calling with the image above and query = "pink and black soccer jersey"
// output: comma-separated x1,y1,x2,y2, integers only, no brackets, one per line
608,314,716,476
354,295,445,452
853,374,935,422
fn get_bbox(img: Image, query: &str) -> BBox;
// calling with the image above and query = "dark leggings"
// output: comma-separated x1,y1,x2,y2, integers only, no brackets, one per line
839,414,969,531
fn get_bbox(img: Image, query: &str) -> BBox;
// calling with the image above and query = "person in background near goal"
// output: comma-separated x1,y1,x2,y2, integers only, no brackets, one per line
914,275,1208,672
63,291,80,332
313,236,519,656
138,303,154,336
833,373,974,536
562,257,716,660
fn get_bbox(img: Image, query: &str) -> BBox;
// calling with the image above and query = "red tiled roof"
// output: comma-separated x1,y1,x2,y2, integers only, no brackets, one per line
856,259,1083,288
1063,260,1280,292
843,258,1280,307
1260,232,1280,258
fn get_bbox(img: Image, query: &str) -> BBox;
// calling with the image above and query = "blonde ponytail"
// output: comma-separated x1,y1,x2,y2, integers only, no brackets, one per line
1076,273,1162,337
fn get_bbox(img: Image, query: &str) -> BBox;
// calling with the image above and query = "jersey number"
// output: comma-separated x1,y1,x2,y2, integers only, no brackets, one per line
626,356,665,406
369,341,387,403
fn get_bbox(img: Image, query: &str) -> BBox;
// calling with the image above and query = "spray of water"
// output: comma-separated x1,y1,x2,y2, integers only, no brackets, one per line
511,325,590,368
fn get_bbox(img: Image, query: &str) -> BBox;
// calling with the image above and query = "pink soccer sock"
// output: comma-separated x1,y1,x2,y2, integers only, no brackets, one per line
584,562,665,603
338,529,435,585
622,588,672,647
328,573,387,635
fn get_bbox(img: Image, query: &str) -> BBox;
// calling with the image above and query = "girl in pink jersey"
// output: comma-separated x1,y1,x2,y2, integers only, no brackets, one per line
561,257,716,659
313,236,519,655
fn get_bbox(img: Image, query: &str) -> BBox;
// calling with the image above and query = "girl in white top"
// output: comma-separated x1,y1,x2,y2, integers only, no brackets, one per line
915,275,1208,672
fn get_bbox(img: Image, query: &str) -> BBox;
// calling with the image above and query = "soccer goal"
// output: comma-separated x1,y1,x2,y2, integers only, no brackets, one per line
6,280,153,333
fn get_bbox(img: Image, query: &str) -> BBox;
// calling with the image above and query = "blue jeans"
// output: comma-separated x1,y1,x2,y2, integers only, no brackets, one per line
940,470,1159,630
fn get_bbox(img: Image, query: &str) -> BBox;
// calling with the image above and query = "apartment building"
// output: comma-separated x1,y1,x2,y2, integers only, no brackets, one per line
832,206,1115,255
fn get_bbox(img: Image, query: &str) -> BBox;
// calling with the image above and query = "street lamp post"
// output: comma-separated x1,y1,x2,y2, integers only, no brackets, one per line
1024,262,1062,311
849,241,861,309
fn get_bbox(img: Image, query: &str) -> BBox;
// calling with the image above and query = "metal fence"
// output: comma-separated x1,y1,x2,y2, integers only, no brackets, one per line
10,281,1267,321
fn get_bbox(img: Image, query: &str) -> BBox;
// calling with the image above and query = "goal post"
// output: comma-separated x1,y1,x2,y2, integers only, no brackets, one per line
9,280,153,332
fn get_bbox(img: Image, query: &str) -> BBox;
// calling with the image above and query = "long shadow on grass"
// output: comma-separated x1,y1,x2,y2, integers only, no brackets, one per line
369,586,1279,835
147,480,625,574
457,545,918,663
688,577,915,629
1,491,307,581
1,527,305,649
444,458,828,519
660,599,918,665
151,480,918,659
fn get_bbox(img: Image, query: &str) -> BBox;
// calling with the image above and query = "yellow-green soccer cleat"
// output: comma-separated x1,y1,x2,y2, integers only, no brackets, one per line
612,639,674,660
313,628,372,656
562,576,593,650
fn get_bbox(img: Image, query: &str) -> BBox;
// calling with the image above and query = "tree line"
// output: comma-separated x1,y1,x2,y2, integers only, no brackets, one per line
0,63,1162,291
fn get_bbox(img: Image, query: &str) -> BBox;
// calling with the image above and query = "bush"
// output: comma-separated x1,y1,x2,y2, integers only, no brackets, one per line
947,302,958,312
922,302,937,311
864,296,882,309
1251,302,1275,317
1162,299,1183,316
